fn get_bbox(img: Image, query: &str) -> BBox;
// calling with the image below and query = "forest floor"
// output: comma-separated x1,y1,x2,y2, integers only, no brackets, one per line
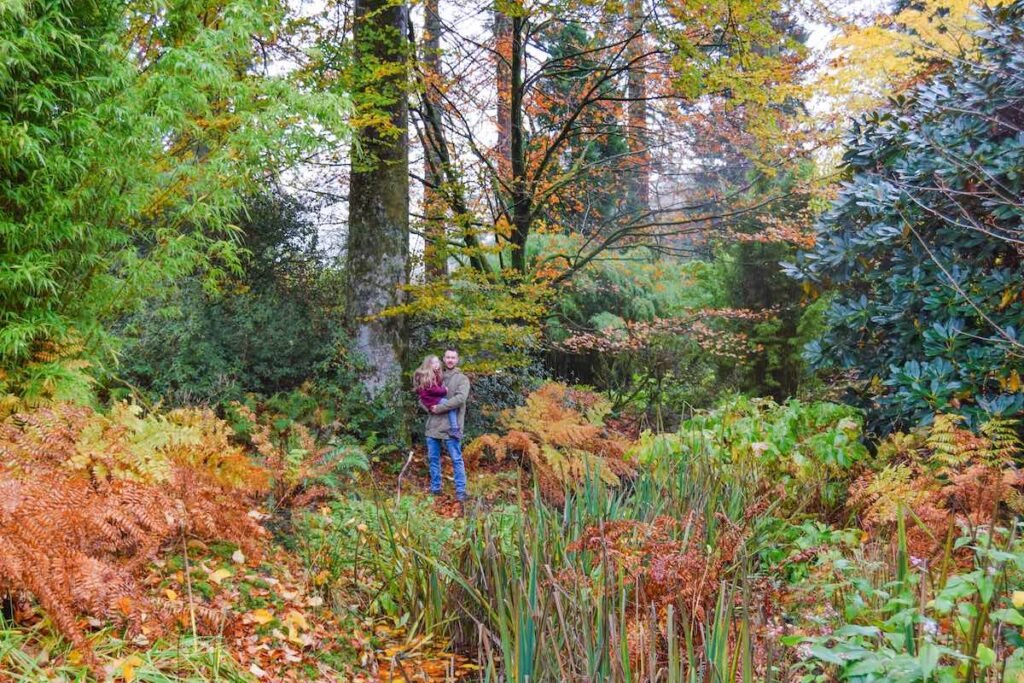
0,394,638,682
6,389,1024,681
0,448,493,683
202,448,503,682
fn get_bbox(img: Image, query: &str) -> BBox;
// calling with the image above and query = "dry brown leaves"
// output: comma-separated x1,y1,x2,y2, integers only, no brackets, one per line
355,624,479,682
564,512,766,676
850,462,1024,561
567,514,741,616
559,310,771,360
0,403,268,675
196,544,354,682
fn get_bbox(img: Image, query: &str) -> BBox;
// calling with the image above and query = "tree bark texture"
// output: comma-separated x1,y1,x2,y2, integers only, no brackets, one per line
494,8,513,175
509,15,530,273
346,0,410,400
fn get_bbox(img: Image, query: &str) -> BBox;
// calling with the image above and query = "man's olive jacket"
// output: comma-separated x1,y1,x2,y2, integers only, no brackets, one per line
424,369,469,440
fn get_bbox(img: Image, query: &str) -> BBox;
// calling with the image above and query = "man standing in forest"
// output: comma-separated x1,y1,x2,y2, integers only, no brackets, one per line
425,348,469,502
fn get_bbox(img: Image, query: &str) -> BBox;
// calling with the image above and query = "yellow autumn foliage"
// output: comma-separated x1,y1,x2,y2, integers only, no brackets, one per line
464,383,635,504
818,0,998,120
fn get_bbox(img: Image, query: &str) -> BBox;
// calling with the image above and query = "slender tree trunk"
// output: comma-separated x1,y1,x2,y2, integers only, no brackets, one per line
625,0,649,212
494,8,513,175
412,17,492,274
346,0,410,400
509,15,530,274
421,0,447,280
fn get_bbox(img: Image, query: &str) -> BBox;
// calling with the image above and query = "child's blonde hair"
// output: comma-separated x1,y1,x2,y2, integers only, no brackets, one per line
412,355,442,391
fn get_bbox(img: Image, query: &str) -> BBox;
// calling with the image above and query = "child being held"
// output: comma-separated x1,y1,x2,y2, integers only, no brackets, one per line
413,355,461,440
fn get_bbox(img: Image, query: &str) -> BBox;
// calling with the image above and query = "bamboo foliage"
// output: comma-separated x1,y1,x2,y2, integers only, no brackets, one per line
0,0,345,402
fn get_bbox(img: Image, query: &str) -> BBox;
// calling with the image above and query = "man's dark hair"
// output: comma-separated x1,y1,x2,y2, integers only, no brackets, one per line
444,347,459,354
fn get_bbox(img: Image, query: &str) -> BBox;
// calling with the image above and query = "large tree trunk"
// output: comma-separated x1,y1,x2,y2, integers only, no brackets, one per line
421,0,447,280
346,0,410,400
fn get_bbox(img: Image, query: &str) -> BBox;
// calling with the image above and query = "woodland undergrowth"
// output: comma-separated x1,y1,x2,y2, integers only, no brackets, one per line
0,403,266,674
348,389,1024,681
464,382,636,504
0,399,350,678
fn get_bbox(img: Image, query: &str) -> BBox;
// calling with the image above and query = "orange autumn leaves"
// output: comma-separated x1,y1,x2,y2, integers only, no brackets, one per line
561,308,770,361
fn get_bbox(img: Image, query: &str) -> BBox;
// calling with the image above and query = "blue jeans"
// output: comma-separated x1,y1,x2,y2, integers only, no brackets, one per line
438,400,460,435
426,436,467,500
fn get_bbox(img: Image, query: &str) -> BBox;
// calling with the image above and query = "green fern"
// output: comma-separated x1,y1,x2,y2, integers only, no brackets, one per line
980,418,1021,464
926,413,1019,470
927,414,969,469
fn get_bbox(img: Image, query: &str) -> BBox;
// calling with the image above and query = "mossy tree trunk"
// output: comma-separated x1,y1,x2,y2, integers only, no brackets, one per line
345,0,411,402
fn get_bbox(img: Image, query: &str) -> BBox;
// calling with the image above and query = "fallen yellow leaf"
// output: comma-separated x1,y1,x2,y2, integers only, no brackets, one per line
250,608,274,625
208,568,232,585
284,610,309,630
1013,591,1024,609
164,588,178,601
121,655,143,682
67,650,83,666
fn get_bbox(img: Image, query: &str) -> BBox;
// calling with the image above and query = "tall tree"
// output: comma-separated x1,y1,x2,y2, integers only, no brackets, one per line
345,0,411,398
392,0,814,371
420,0,448,280
494,7,514,175
814,0,1002,145
788,2,1024,431
406,0,811,281
625,0,649,210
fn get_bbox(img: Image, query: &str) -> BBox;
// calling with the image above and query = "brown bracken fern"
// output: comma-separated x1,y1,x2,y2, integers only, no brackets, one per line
848,414,1024,560
464,383,636,504
0,403,269,674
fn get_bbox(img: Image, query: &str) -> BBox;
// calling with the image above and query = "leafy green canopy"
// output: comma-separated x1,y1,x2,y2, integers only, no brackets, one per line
0,0,342,402
115,193,345,405
787,2,1024,432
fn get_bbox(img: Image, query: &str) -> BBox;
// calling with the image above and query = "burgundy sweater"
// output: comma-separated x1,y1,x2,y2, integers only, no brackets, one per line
416,381,448,409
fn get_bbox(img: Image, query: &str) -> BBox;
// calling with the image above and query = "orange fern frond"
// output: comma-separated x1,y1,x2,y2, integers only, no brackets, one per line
0,403,270,674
